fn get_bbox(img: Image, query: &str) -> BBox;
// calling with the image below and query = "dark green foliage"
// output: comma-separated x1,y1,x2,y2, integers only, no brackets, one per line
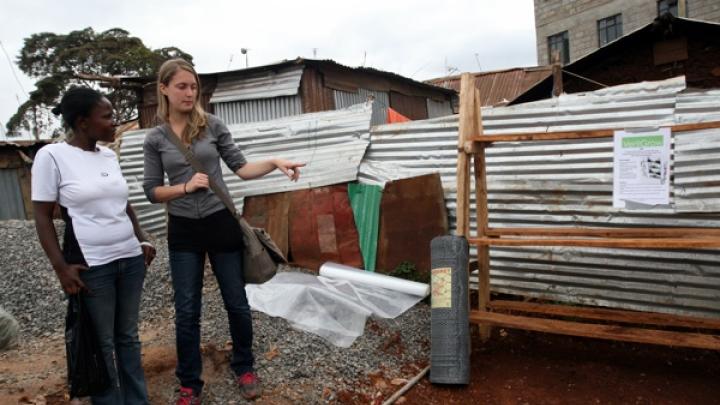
389,261,429,283
6,27,193,136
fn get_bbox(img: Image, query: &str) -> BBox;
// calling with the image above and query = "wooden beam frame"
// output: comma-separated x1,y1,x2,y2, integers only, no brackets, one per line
469,311,720,350
454,74,720,350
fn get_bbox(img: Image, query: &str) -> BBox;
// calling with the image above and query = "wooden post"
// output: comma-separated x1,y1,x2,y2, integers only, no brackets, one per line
456,73,473,238
471,88,492,341
458,73,492,341
552,51,563,97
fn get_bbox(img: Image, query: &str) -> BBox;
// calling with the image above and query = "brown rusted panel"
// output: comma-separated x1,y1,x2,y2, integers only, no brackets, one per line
289,185,363,271
427,67,553,107
300,67,335,113
242,192,291,258
376,173,448,279
389,91,428,120
17,166,32,220
654,37,689,65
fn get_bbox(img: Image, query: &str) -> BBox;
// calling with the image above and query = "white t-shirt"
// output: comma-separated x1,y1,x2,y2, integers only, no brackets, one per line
31,142,141,267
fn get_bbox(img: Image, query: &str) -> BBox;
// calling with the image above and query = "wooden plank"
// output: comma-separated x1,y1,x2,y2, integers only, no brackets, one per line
469,236,720,249
469,129,615,144
672,121,720,132
490,300,720,330
469,311,720,350
486,227,720,238
455,73,474,237
466,121,720,144
471,83,492,341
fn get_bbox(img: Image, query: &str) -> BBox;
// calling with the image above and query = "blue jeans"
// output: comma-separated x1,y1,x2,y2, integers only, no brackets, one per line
80,253,148,405
169,249,254,393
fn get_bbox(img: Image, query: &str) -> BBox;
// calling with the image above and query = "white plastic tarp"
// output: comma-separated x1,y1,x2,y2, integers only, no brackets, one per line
245,272,425,347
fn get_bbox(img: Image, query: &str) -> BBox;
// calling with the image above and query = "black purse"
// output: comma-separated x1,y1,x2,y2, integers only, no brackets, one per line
65,294,111,398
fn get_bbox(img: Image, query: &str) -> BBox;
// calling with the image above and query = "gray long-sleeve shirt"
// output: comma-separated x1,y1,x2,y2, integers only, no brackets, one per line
142,114,247,218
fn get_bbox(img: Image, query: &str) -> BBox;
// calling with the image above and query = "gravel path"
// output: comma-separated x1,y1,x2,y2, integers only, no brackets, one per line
0,220,430,403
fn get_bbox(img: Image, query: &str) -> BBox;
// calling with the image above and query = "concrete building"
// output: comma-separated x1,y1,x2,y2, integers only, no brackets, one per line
534,0,720,65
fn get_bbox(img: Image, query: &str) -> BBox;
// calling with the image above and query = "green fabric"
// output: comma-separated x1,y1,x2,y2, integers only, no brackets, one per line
348,182,383,272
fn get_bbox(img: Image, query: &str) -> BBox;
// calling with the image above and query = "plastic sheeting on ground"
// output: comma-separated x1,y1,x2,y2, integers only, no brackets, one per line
245,272,425,347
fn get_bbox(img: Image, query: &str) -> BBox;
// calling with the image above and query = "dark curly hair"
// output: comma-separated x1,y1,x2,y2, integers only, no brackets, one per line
51,87,105,130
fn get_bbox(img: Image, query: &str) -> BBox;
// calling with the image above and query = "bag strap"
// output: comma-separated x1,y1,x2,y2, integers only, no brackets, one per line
161,125,239,216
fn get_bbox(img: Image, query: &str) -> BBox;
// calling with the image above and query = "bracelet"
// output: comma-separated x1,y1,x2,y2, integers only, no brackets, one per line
139,241,154,248
183,182,189,194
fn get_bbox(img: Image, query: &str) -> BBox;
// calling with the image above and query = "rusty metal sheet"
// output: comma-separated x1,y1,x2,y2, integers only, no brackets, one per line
289,185,363,270
427,67,553,106
376,173,448,278
242,192,291,258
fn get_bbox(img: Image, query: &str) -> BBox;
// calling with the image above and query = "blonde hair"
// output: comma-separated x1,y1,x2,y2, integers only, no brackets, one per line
156,58,207,144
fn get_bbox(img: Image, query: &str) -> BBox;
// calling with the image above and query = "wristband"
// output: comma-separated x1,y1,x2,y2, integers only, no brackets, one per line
183,182,189,194
139,241,154,248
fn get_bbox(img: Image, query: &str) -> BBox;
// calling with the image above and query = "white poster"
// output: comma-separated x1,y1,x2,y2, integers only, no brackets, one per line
613,128,671,208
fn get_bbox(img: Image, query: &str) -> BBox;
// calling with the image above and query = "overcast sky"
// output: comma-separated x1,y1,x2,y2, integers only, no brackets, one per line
0,0,537,138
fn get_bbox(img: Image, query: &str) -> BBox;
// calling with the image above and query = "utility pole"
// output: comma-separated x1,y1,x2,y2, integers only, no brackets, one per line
241,48,249,68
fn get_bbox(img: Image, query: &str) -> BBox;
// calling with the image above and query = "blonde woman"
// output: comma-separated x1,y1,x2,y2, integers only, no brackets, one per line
143,59,303,404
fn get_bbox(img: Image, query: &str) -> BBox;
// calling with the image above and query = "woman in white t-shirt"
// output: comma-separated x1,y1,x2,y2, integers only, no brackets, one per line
32,87,155,405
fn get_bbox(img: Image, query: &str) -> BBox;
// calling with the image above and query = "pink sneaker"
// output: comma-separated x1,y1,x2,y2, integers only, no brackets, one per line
236,371,261,400
175,386,201,405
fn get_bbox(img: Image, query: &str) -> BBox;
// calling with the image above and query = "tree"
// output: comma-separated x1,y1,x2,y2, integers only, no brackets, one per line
6,27,193,137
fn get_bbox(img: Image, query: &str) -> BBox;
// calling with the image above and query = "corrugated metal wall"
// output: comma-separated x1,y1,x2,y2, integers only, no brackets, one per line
119,103,373,237
427,99,453,118
360,76,720,318
210,66,304,103
0,169,26,220
212,96,303,125
334,88,389,126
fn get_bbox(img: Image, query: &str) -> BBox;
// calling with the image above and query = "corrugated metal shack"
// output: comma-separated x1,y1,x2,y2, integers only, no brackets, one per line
359,76,720,319
0,140,49,220
134,58,455,128
515,15,720,104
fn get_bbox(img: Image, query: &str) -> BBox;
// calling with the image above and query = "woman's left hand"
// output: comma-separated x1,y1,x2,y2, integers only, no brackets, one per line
275,159,306,182
141,244,156,267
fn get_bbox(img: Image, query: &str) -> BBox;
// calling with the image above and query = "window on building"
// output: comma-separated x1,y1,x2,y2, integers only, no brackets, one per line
658,0,678,16
547,31,569,64
598,14,623,47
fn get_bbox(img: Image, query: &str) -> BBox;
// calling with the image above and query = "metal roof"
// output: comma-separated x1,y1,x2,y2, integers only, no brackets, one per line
427,67,553,106
359,76,720,318
119,102,373,236
209,65,304,103
202,58,455,97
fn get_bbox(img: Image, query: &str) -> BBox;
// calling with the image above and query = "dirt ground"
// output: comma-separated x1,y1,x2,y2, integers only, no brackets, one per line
3,321,719,404
399,327,720,405
1,323,340,405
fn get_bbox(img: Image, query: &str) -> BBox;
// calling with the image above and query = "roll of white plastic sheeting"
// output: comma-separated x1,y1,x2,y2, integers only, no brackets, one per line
245,268,428,347
319,262,430,297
